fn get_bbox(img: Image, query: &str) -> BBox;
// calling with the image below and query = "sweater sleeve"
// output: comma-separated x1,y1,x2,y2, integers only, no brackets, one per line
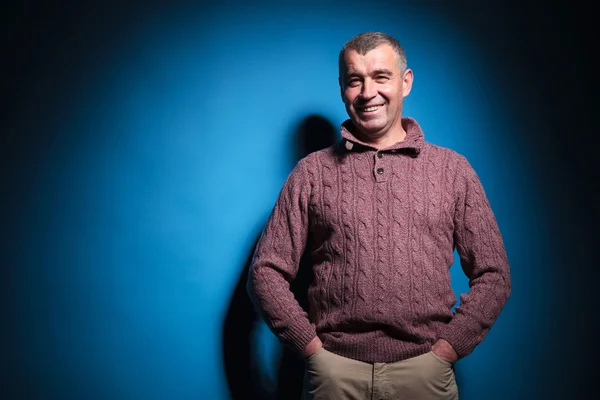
246,158,316,356
437,155,511,359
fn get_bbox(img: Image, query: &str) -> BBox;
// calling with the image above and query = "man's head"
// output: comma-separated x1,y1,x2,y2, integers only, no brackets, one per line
338,32,413,143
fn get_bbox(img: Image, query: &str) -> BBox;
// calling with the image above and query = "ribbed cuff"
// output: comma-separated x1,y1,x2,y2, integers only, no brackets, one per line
436,323,482,359
280,319,318,356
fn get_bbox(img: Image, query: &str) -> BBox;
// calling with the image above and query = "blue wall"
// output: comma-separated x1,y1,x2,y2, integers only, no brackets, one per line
2,1,596,399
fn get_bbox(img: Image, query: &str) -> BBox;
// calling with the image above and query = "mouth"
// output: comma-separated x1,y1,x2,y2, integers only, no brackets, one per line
356,104,384,113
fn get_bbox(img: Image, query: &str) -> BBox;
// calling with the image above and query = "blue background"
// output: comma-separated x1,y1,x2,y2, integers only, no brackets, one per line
2,1,597,399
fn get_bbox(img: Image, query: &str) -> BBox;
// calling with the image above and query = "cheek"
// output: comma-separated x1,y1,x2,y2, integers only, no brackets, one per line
378,85,397,100
343,89,360,106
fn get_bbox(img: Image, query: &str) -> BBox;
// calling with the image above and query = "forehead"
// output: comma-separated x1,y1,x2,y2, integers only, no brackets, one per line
342,44,399,74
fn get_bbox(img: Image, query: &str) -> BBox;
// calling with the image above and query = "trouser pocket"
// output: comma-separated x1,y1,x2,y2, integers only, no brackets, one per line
302,348,372,400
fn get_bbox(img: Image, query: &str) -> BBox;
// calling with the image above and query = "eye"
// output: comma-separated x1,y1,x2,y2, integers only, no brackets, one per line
347,78,361,87
375,75,390,83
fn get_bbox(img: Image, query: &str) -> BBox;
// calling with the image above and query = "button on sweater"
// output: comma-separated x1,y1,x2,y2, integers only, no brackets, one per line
247,117,511,363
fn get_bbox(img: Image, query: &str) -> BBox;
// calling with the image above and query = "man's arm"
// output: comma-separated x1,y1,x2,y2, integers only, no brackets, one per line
246,158,319,357
436,155,512,360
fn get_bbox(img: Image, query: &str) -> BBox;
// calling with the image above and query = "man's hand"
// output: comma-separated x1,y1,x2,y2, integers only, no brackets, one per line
432,339,458,363
304,336,323,358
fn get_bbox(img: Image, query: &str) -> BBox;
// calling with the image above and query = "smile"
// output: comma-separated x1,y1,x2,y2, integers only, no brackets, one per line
358,105,384,112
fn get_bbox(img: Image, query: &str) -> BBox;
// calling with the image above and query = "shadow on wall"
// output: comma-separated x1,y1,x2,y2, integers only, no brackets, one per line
222,115,338,400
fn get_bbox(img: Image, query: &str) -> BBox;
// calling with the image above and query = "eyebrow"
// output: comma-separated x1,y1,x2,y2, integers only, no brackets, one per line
344,68,394,78
372,69,394,76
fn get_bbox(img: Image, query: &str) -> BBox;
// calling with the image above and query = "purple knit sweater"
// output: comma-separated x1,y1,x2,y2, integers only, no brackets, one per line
247,117,511,363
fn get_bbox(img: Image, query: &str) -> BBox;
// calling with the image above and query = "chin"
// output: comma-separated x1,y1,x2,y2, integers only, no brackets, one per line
358,121,385,134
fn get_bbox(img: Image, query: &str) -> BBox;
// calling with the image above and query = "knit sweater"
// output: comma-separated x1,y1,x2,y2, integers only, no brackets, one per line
247,117,511,363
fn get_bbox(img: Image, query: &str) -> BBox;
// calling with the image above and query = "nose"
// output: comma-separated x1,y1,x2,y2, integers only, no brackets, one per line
360,79,377,100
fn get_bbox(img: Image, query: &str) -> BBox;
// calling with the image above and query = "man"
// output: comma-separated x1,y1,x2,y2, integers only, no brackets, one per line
247,31,511,400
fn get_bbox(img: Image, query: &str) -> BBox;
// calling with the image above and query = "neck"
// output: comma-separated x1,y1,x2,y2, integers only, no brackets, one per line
357,126,407,150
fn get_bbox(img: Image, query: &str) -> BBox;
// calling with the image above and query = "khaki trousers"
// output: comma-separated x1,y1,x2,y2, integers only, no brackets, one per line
302,348,458,400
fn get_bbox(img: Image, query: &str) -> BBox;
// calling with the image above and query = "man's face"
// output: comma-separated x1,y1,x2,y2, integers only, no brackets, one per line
339,44,412,138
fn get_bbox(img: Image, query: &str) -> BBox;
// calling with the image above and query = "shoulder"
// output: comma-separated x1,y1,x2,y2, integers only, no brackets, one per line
282,144,338,190
422,142,468,167
295,142,342,172
421,143,481,189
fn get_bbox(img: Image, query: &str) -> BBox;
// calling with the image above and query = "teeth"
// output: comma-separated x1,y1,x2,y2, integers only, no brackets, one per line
362,105,382,112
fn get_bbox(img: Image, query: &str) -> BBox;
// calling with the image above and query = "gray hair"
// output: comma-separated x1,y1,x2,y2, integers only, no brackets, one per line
338,32,407,75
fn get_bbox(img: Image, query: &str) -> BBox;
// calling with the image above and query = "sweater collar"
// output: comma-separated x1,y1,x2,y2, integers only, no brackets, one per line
340,117,424,157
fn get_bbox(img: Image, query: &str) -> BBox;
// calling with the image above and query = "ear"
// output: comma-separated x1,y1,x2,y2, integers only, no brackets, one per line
338,76,345,102
402,69,414,97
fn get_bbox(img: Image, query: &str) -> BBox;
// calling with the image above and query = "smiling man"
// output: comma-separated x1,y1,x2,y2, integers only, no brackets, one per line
340,37,411,148
247,32,511,400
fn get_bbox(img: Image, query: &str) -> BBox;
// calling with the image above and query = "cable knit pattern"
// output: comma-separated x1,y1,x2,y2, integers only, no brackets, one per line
247,117,511,363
